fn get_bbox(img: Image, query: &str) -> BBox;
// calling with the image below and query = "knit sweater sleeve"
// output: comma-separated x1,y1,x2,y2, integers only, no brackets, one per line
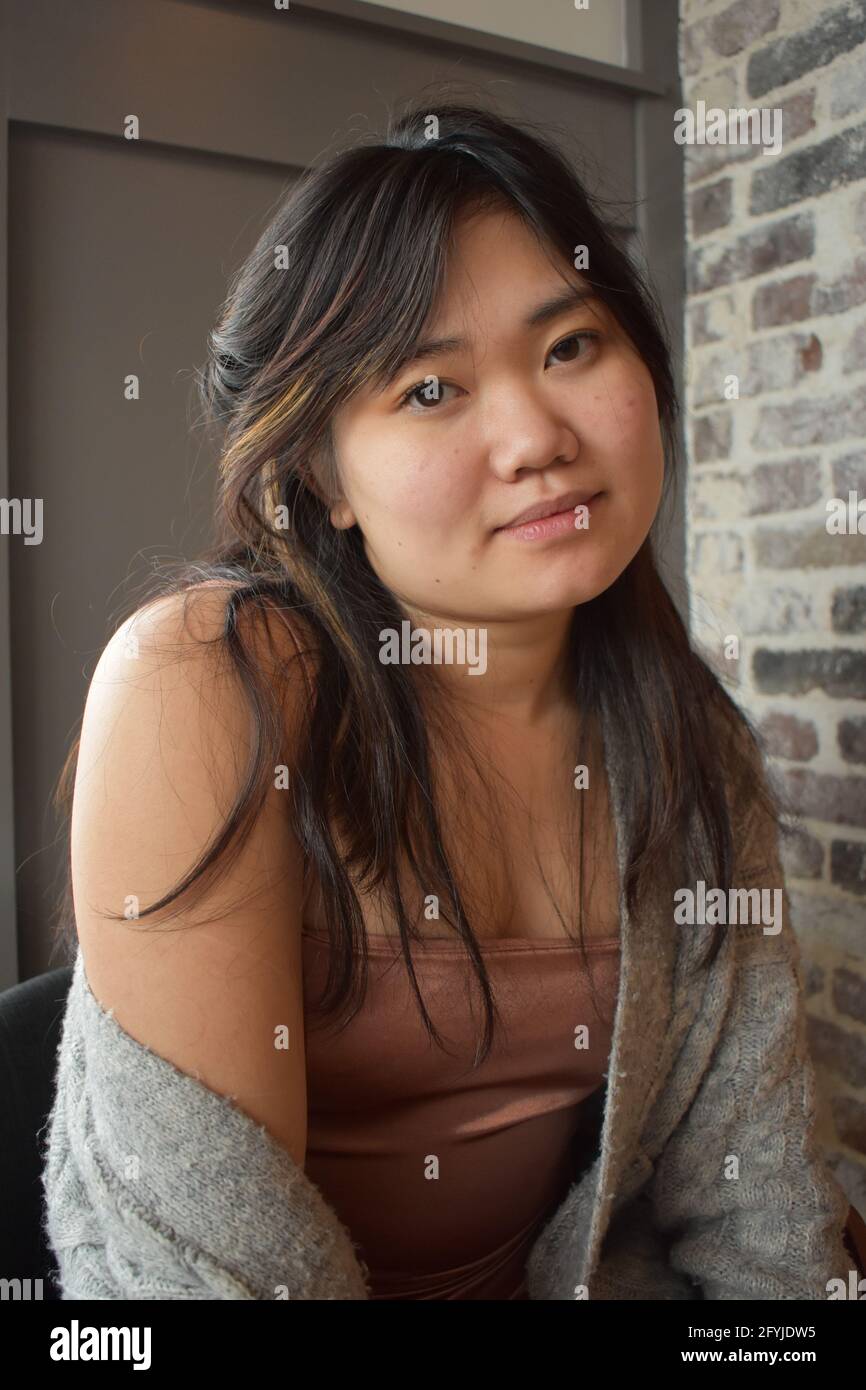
647,757,853,1301
41,952,371,1300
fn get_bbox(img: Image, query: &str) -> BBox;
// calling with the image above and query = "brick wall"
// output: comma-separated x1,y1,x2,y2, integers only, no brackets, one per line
679,0,866,1211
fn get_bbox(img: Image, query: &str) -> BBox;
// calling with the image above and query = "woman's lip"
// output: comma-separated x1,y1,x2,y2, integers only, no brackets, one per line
495,492,602,540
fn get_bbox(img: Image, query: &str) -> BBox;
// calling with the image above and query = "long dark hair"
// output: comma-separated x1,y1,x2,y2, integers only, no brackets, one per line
52,94,781,1064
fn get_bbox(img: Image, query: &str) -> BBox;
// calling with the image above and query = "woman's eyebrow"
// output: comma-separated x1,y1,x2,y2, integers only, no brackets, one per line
378,285,597,389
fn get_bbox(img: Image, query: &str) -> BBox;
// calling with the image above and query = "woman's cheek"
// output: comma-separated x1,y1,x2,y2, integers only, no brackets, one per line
364,487,460,569
400,465,476,532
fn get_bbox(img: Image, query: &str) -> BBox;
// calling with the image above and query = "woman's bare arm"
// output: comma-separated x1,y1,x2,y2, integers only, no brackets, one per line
70,584,310,1168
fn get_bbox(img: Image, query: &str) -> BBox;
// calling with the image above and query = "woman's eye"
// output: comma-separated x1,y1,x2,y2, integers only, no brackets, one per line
547,331,600,366
398,377,459,412
397,333,600,411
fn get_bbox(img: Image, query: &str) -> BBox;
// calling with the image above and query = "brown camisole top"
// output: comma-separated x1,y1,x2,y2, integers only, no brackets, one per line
301,927,622,1300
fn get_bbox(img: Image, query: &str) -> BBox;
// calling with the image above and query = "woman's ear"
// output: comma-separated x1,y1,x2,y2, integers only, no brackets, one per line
305,449,356,530
328,500,357,531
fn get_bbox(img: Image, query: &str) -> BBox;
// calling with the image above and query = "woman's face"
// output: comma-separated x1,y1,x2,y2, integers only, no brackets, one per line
326,206,665,624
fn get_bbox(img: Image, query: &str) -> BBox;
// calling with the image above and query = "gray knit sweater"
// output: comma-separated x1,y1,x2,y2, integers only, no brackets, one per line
41,731,854,1299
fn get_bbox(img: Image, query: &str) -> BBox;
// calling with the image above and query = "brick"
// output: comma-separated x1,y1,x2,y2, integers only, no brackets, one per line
833,965,866,1024
839,717,866,764
759,710,818,760
832,452,866,497
790,886,866,954
688,212,814,293
691,458,823,521
682,15,713,79
752,382,866,447
807,1016,866,1088
780,823,824,877
814,253,866,317
771,86,816,144
748,0,866,99
685,134,760,185
691,530,744,577
746,334,823,393
843,317,866,373
692,355,736,408
709,0,781,58
751,273,816,328
681,10,770,76
830,48,866,120
681,0,725,18
690,177,733,237
690,469,747,521
750,120,866,215
735,585,814,635
753,648,866,698
756,255,866,330
693,409,733,462
780,767,866,827
831,842,866,896
797,332,823,372
754,522,866,569
749,456,822,512
689,292,737,345
686,58,742,109
803,959,825,997
832,587,866,633
830,1094,866,1154
693,334,822,406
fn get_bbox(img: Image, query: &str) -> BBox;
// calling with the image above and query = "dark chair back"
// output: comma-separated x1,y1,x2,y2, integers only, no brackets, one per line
0,965,73,1300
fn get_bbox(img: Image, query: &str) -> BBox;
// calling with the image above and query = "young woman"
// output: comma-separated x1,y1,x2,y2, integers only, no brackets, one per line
44,98,859,1301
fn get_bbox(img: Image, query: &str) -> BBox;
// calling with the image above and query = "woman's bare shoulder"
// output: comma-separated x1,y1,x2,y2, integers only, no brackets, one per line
114,579,319,669
71,578,314,1167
